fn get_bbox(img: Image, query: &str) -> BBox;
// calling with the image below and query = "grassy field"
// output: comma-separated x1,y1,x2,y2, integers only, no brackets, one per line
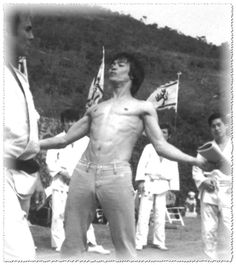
30,215,223,262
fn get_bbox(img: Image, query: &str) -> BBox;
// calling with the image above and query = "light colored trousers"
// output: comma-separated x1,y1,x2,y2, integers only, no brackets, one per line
201,200,231,258
61,160,136,259
136,192,167,247
51,189,97,250
3,169,36,260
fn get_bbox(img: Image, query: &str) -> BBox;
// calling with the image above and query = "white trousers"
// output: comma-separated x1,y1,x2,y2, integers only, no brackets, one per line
136,192,167,247
4,169,36,260
51,189,97,250
201,200,231,258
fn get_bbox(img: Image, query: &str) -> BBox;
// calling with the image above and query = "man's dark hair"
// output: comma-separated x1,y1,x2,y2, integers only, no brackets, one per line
160,123,172,135
6,7,31,36
60,109,79,124
208,113,226,126
110,52,145,96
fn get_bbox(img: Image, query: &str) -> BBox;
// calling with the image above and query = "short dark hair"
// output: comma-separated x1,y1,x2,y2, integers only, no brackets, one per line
6,7,31,36
60,109,79,124
110,52,145,96
208,113,226,126
160,123,172,135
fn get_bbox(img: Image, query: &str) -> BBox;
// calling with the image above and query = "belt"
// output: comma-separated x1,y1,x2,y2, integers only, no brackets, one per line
78,160,130,173
4,157,40,174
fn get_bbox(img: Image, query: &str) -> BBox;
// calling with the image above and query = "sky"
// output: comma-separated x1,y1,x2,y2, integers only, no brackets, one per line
98,3,232,46
1,0,233,46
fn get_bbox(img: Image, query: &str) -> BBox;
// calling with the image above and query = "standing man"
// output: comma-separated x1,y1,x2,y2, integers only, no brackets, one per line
192,113,231,259
40,52,206,259
3,7,45,260
45,109,110,254
135,123,179,251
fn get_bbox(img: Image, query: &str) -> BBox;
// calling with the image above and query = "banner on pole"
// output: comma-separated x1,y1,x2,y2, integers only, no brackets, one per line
86,47,105,109
147,80,179,112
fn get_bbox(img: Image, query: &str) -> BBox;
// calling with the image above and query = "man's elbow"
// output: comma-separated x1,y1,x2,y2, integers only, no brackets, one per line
59,137,68,148
153,141,166,156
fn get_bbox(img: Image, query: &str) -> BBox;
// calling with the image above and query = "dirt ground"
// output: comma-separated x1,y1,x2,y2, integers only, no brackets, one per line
31,215,231,262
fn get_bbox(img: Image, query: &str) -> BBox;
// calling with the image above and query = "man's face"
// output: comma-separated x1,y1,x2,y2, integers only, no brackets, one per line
13,14,34,57
210,118,227,141
161,128,170,141
63,120,76,133
108,58,131,84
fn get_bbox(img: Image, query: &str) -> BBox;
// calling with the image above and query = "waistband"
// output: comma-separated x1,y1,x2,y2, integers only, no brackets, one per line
78,159,130,171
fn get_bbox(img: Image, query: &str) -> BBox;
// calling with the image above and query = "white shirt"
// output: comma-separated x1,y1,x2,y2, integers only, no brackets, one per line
4,64,40,195
46,134,90,192
192,139,231,205
4,65,40,160
135,143,179,194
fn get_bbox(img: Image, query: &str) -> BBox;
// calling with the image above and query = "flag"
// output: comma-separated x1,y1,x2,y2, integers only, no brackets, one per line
86,47,105,109
147,80,179,112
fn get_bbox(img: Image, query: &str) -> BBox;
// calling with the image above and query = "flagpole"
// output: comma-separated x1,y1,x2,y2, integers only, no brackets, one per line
174,72,182,131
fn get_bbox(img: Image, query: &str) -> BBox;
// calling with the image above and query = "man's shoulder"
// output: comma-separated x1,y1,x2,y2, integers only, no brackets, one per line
133,99,155,112
85,100,109,113
4,64,16,83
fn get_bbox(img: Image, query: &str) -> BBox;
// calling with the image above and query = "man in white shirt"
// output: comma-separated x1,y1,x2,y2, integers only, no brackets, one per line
192,113,231,260
3,8,45,260
46,109,110,255
135,124,179,251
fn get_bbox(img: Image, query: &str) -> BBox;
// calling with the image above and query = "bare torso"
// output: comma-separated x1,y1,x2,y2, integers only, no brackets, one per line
81,98,145,163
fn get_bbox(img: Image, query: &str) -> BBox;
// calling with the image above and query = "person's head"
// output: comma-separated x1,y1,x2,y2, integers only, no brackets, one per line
60,109,79,132
208,113,228,142
160,123,172,141
108,52,144,96
188,191,195,198
5,7,34,61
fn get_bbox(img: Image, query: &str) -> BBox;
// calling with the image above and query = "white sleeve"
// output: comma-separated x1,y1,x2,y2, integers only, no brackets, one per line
135,145,150,182
192,154,207,189
45,149,62,178
161,160,179,181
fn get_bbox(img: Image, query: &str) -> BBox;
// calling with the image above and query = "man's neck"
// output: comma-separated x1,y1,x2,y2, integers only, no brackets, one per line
112,83,132,99
215,135,229,148
7,52,19,69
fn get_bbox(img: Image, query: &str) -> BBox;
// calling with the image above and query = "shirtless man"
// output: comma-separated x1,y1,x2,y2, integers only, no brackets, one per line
40,52,206,259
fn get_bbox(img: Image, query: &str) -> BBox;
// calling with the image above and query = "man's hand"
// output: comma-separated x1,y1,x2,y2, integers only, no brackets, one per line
137,181,145,195
58,170,71,185
33,178,46,210
194,156,217,172
200,178,217,193
215,159,231,175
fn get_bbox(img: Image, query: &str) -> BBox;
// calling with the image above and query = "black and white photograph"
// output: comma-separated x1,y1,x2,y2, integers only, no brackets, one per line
1,0,234,262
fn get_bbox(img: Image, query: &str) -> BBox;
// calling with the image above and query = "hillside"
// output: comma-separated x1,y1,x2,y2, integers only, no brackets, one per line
26,5,230,203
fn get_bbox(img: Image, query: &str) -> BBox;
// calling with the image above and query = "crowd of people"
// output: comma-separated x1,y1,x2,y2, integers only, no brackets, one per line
3,8,232,261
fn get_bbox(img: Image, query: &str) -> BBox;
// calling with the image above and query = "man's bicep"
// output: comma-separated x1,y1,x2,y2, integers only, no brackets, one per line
143,105,164,143
65,115,90,144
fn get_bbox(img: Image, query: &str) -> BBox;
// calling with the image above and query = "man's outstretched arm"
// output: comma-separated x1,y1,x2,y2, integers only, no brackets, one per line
142,101,206,169
40,115,90,150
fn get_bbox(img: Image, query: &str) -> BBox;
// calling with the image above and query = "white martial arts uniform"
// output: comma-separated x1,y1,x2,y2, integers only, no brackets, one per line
4,65,40,260
46,135,97,250
192,140,232,259
135,143,179,249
